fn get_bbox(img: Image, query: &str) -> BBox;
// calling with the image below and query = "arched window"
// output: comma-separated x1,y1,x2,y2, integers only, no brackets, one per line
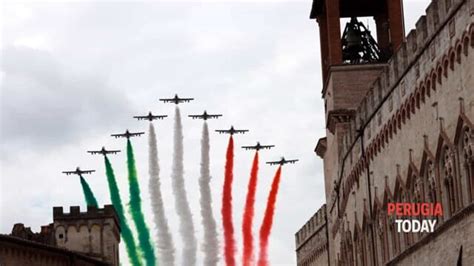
440,146,460,216
400,189,412,247
458,126,474,204
377,211,390,263
388,213,400,256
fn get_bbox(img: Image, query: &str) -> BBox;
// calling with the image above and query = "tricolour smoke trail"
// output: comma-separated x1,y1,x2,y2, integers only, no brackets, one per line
222,136,236,266
104,156,143,266
171,106,197,266
242,151,259,266
127,139,156,266
148,123,176,266
257,166,282,266
199,122,219,266
79,175,98,207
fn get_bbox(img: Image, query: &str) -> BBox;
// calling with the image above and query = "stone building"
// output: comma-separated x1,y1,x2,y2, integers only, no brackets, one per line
296,204,329,266
0,205,120,266
296,0,474,265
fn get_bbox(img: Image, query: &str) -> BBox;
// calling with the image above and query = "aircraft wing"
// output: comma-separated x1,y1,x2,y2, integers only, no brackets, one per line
62,171,75,175
130,132,145,137
208,114,222,119
159,98,174,103
133,116,148,120
241,146,255,150
87,151,100,154
234,130,249,134
109,150,120,154
215,130,230,134
111,133,125,138
179,98,194,102
189,115,203,119
80,170,95,174
266,161,280,165
286,159,299,164
261,145,274,149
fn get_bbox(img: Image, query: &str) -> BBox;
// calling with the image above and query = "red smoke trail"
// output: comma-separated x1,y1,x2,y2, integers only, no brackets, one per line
242,151,259,266
257,166,282,266
222,136,236,266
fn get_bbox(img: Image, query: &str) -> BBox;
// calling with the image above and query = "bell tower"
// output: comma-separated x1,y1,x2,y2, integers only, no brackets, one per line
310,0,404,85
311,2,405,261
310,0,405,135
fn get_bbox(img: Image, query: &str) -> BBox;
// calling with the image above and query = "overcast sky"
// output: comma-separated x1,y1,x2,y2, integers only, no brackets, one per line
1,0,429,265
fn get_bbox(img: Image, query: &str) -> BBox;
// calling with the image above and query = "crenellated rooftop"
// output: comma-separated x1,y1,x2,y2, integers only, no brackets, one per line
53,205,120,228
295,204,327,249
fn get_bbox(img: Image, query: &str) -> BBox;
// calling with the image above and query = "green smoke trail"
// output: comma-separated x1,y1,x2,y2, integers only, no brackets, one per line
79,175,98,208
104,156,143,266
126,139,156,266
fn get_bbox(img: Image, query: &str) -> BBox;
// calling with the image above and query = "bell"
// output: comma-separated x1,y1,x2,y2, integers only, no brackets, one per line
345,17,362,48
345,27,362,48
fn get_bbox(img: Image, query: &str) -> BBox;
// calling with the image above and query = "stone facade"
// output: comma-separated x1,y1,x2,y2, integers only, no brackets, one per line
53,205,121,265
0,205,120,266
295,205,329,266
298,0,474,265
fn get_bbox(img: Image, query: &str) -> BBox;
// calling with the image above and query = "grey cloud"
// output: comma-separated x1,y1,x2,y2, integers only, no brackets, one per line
0,46,132,155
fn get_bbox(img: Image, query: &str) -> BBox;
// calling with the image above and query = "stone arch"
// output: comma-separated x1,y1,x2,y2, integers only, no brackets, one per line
456,42,463,63
463,35,470,56
436,132,461,218
449,49,456,70
443,55,449,77
397,111,402,129
409,94,416,114
388,119,393,140
415,91,421,109
425,74,433,97
454,114,474,205
430,71,437,91
375,200,390,263
401,107,407,124
436,63,443,84
420,148,438,207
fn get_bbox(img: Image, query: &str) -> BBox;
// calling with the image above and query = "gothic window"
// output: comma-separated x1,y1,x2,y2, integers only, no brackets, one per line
388,214,400,256
400,189,413,247
425,161,438,204
440,145,460,216
458,126,474,203
377,211,390,263
413,174,424,203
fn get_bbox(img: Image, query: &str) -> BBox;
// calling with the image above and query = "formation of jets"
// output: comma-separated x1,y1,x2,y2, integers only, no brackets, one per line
189,111,222,120
111,130,145,139
134,112,167,121
63,94,299,175
87,147,120,156
62,167,95,176
159,94,194,104
266,157,299,166
242,142,275,151
215,126,249,135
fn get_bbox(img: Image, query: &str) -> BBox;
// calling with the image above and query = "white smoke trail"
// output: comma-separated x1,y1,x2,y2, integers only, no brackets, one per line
199,122,220,266
172,106,197,266
148,123,176,266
